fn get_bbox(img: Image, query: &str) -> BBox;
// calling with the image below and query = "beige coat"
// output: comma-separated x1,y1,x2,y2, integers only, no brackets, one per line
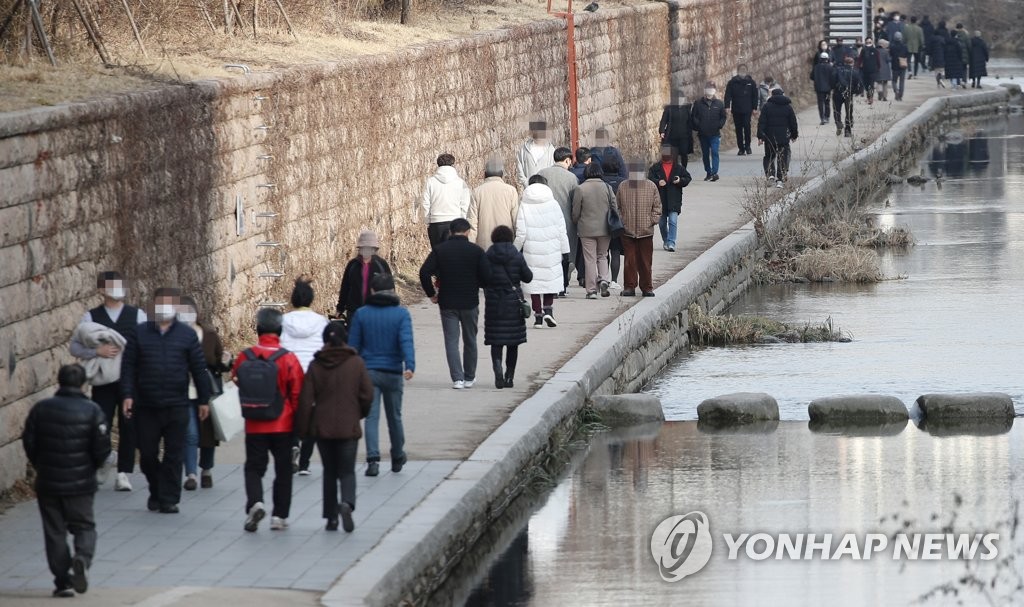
572,177,619,238
467,176,519,250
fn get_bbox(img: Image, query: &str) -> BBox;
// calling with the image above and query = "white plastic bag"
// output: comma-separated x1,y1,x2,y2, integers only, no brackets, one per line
210,385,244,443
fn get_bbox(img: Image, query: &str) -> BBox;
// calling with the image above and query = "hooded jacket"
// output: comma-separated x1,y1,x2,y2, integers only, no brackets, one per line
295,346,374,441
468,176,519,250
280,308,330,371
514,183,569,295
757,93,799,146
348,292,416,374
420,165,471,224
724,75,759,115
230,334,304,435
22,387,111,496
483,242,533,346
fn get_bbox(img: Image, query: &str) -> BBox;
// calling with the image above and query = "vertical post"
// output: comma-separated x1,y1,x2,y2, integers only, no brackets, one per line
566,11,579,152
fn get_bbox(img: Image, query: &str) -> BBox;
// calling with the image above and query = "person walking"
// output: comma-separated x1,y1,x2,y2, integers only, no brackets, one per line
418,153,471,248
295,321,374,532
514,176,569,328
177,296,229,491
516,121,557,189
280,276,329,476
647,144,691,253
658,90,694,168
811,52,835,124
537,147,581,296
348,274,415,477
486,225,534,387
889,33,909,101
69,271,145,492
757,88,799,187
944,29,967,89
467,158,519,251
617,163,663,297
22,364,110,597
856,37,882,104
336,231,392,326
831,56,864,137
876,39,894,101
419,218,492,389
120,288,211,514
589,127,629,182
600,156,626,290
920,16,936,69
904,16,925,77
572,163,619,299
758,75,782,109
930,24,949,86
690,82,727,181
232,308,304,532
724,66,759,156
969,32,989,88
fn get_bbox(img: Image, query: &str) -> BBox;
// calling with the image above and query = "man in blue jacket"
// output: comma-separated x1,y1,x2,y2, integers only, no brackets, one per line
348,274,416,478
120,288,211,513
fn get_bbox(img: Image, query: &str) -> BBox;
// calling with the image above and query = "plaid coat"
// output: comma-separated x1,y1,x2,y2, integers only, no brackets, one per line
616,180,662,239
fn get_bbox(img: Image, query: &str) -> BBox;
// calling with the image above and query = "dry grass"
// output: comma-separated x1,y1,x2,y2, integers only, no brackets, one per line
0,477,34,515
0,0,643,112
688,303,850,346
792,245,882,283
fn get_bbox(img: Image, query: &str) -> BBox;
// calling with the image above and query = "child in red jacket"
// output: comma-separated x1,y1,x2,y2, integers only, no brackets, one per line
231,308,304,532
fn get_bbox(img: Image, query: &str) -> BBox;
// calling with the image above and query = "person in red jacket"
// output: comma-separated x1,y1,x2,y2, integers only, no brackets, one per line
230,308,304,532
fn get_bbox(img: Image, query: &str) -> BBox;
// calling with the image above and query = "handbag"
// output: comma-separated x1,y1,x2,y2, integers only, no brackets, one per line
501,259,531,319
210,385,244,443
898,56,908,69
605,184,625,238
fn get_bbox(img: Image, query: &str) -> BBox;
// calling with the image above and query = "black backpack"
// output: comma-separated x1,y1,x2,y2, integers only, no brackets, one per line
236,348,288,421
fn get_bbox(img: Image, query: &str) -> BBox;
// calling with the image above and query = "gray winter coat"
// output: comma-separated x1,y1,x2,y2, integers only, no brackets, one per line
571,177,619,238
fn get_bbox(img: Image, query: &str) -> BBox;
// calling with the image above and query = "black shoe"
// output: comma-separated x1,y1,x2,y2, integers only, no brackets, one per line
710,174,720,182
543,309,557,327
340,501,355,533
53,587,75,598
621,289,636,297
365,461,379,477
599,281,610,297
703,174,712,181
737,149,746,156
200,472,213,489
557,291,566,297
183,476,197,491
836,125,842,136
159,504,179,514
392,454,407,473
642,291,656,297
326,518,339,531
504,372,514,389
71,555,88,594
494,360,505,388
844,129,852,138
533,315,544,328
147,498,159,512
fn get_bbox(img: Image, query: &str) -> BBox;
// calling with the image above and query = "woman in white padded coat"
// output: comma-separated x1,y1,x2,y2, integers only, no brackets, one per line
514,175,571,328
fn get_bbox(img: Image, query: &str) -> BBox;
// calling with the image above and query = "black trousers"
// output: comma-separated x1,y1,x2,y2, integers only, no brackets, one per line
317,438,358,519
763,141,792,179
490,344,519,374
815,91,831,120
574,243,586,287
732,112,752,151
912,51,924,75
427,222,451,248
833,95,854,130
135,406,189,507
38,493,96,590
91,382,136,473
245,432,293,518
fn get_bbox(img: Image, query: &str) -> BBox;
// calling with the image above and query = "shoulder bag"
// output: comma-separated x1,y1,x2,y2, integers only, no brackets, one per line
501,259,532,319
605,184,626,238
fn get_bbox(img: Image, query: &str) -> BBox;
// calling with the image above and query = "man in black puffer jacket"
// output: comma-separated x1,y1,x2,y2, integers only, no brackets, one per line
724,66,759,156
419,218,493,389
757,88,799,186
23,364,111,597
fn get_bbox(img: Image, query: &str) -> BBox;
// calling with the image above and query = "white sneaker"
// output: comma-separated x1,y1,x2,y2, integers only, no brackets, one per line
270,516,288,530
776,179,784,189
464,380,475,388
114,472,132,492
244,502,265,532
452,381,465,390
297,469,311,476
608,281,622,290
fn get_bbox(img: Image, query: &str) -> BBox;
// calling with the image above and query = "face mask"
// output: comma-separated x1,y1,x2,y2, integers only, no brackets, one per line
154,304,176,322
631,171,647,180
704,89,715,98
359,247,375,259
106,287,126,301
178,311,197,324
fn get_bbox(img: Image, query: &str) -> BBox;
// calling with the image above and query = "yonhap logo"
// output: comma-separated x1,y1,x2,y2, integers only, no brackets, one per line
650,511,713,582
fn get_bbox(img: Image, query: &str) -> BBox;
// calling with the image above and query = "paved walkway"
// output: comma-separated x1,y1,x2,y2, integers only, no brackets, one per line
0,76,981,605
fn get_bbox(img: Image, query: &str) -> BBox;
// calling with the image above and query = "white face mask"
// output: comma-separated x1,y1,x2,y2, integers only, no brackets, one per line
154,304,176,322
704,88,716,98
178,311,197,324
106,287,126,301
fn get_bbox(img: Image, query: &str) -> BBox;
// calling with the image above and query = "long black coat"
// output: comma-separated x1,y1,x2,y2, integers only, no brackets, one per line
928,32,947,69
483,243,533,346
659,104,694,155
944,37,967,79
22,388,111,496
810,61,834,93
336,255,392,320
969,37,989,78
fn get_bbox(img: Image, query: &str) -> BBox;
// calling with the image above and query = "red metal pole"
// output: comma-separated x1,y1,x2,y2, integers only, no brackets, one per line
549,0,579,152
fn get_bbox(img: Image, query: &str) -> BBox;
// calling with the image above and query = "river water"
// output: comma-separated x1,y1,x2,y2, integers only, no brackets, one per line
453,114,1024,605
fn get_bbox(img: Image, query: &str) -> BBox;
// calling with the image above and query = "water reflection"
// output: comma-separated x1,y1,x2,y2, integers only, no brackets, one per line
462,423,1024,606
651,115,1024,420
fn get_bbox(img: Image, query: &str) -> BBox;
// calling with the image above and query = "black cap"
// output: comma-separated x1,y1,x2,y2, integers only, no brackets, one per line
371,273,395,292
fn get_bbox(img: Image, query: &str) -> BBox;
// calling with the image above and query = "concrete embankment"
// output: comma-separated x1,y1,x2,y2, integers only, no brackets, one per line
325,88,1011,606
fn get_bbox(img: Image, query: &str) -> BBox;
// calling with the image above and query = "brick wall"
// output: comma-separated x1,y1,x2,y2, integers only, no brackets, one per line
0,1,820,491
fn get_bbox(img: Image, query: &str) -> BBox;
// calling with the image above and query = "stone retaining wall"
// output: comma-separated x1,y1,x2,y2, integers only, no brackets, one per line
0,2,819,491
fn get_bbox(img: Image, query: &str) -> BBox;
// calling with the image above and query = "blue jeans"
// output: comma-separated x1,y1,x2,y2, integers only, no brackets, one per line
364,370,405,462
183,405,214,475
659,211,679,248
699,135,720,176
